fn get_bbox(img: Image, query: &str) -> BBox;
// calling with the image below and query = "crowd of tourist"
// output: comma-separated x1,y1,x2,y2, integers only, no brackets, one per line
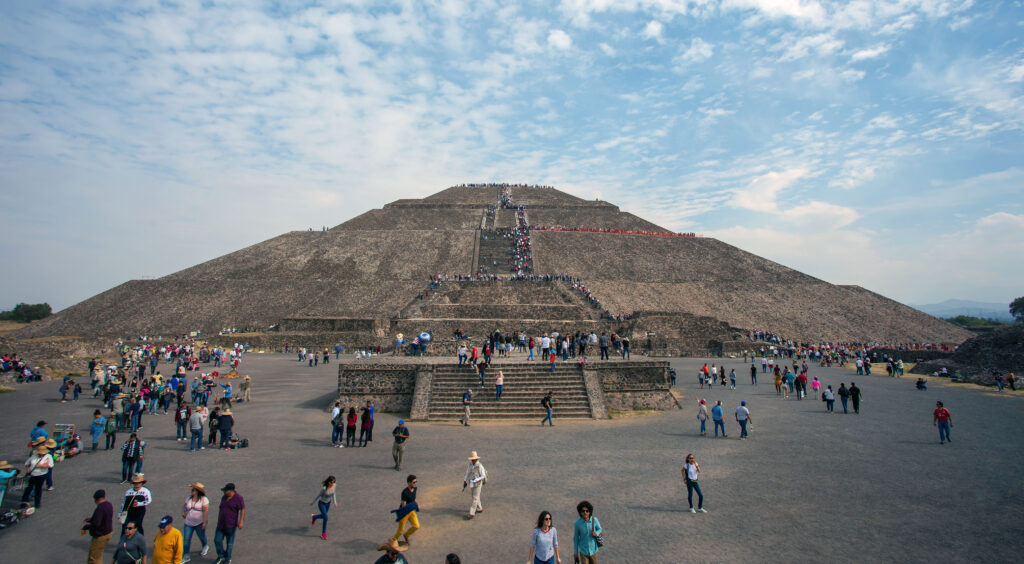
1,353,41,382
531,225,698,237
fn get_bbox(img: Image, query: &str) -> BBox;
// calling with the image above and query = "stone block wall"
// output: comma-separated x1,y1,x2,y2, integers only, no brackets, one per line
334,364,422,413
422,304,586,320
591,361,676,410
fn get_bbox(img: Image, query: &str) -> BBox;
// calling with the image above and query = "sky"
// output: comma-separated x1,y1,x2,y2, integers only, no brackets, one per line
1,0,1022,312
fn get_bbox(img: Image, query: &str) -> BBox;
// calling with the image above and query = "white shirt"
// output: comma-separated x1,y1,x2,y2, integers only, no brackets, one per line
684,462,699,480
541,336,551,349
464,461,487,486
735,406,750,420
124,486,152,508
25,453,53,477
331,406,341,421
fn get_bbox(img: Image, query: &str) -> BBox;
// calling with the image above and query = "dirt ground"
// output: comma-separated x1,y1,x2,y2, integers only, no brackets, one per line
1,353,1022,562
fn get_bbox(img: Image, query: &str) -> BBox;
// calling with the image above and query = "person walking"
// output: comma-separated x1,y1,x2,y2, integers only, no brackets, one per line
392,420,410,471
711,401,726,438
823,385,835,412
681,453,706,513
697,399,709,436
214,483,245,564
122,474,152,534
495,371,504,401
112,521,147,564
460,389,473,427
750,364,757,385
175,401,191,442
572,501,602,564
83,489,114,564
207,407,221,447
735,401,752,439
90,410,106,453
182,483,210,562
153,515,184,564
729,369,736,389
934,401,953,444
105,409,118,450
463,451,487,519
189,406,207,452
391,474,419,546
477,360,489,386
310,476,338,540
120,434,144,484
849,382,862,414
837,383,850,414
21,443,52,508
541,391,554,427
217,408,234,450
528,510,560,564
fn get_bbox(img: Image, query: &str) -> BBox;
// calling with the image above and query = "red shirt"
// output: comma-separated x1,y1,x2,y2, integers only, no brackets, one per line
934,408,951,422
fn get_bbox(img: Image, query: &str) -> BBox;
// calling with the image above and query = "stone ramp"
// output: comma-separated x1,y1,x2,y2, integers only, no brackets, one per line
427,363,594,420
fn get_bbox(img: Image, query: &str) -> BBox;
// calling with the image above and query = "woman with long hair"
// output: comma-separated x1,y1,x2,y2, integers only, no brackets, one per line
681,453,707,513
182,482,210,560
310,475,338,540
528,510,560,564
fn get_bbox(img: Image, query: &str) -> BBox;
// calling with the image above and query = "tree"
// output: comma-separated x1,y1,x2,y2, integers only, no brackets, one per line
1012,297,1024,324
0,302,52,322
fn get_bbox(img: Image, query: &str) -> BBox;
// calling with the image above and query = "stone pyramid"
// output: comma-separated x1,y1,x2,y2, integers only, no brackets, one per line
16,185,971,348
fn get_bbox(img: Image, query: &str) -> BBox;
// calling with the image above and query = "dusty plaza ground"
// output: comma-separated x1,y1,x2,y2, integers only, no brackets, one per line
1,353,1022,563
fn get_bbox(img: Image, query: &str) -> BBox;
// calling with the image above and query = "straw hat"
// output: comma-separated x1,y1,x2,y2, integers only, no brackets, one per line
30,437,46,447
467,451,480,460
130,473,147,484
44,439,57,449
376,538,408,553
0,460,13,470
188,482,206,495
33,446,49,455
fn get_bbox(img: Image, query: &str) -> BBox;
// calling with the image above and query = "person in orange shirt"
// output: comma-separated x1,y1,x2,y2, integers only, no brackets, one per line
152,515,183,564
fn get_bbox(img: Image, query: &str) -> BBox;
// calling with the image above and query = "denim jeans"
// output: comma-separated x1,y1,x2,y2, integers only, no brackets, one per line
313,500,330,535
699,419,706,434
190,429,203,451
713,420,725,437
215,527,237,561
495,385,503,400
739,419,748,438
184,523,208,553
685,479,704,509
541,408,553,426
122,458,138,481
840,397,848,413
938,420,951,442
332,425,344,444
176,421,187,439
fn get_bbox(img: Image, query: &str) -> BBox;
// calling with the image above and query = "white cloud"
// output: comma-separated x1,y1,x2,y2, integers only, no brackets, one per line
676,38,714,66
850,44,890,61
547,29,573,50
598,42,616,56
642,20,664,41
777,32,843,62
732,168,809,212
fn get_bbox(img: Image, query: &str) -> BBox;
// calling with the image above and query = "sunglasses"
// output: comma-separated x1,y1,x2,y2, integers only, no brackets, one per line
544,517,552,521
126,526,136,530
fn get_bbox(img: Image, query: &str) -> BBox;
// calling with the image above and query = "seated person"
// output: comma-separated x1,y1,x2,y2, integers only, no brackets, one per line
915,378,927,390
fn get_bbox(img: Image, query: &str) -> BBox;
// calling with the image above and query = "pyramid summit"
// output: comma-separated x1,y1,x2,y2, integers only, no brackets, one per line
17,184,970,347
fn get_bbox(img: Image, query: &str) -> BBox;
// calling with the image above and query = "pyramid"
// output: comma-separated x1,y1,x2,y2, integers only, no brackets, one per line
16,185,971,347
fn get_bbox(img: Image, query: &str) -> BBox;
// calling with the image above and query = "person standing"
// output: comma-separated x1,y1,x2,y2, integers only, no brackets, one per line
364,400,376,444
122,474,152,534
83,489,114,564
495,371,504,401
374,538,410,564
837,383,850,414
392,420,410,471
934,401,953,445
346,407,358,447
90,410,106,453
477,360,489,386
750,364,757,385
528,511,560,564
22,444,52,508
359,406,372,447
240,376,251,403
105,409,119,450
541,391,554,427
735,401,752,440
189,406,207,452
214,483,245,564
310,476,338,540
463,451,487,519
460,389,473,427
849,382,862,414
572,501,602,564
391,475,419,546
599,332,609,360
823,386,835,413
681,453,706,513
331,402,344,447
728,369,736,389
153,515,183,564
696,399,709,436
711,401,726,438
112,521,147,564
175,401,191,442
182,483,210,562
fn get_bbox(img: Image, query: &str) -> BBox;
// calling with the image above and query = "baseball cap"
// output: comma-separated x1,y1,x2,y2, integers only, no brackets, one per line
221,483,236,492
159,515,173,528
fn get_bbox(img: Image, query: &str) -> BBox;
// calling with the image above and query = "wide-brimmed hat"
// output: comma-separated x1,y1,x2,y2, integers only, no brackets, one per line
130,473,147,484
188,482,206,495
376,538,408,552
30,437,46,447
468,451,480,460
33,446,49,455
244,375,250,380
0,460,13,470
44,438,57,449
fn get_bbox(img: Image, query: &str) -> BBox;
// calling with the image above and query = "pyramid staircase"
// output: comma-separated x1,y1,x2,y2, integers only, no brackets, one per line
426,362,594,420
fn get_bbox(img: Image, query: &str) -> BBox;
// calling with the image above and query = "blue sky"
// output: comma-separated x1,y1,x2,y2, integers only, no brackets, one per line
1,0,1022,312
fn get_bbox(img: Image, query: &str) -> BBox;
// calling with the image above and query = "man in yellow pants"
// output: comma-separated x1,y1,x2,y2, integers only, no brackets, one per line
392,475,419,546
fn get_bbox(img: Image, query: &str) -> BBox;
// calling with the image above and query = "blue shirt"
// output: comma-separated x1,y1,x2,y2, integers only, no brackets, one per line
573,516,602,556
711,405,723,421
462,393,472,405
31,426,48,441
221,384,232,398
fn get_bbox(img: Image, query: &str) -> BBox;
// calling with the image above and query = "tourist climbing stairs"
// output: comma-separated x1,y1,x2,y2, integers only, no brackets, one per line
476,232,510,275
427,362,594,420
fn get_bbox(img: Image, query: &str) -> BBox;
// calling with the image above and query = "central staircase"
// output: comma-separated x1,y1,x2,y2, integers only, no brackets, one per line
427,362,594,420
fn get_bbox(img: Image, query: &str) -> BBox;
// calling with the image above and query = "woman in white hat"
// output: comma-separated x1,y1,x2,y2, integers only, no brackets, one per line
21,445,52,508
182,482,210,561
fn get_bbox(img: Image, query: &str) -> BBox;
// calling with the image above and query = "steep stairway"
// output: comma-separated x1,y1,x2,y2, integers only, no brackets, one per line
427,363,593,420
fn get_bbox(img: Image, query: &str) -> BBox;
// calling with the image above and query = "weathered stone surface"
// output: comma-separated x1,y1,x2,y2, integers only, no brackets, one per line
912,325,1024,383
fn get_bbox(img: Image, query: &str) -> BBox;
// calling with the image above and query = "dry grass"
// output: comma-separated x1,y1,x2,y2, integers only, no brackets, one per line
609,409,661,418
0,321,28,335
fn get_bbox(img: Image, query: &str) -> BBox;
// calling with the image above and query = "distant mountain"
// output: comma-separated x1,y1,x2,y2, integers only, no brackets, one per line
911,299,1013,321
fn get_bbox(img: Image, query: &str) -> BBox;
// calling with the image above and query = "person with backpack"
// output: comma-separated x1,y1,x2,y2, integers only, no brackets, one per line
541,391,554,426
175,402,191,442
104,409,118,450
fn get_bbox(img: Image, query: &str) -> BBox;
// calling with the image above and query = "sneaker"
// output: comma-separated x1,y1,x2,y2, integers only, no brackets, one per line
311,514,316,526
689,508,696,513
46,486,54,491
200,446,206,450
321,533,327,540
338,445,345,448
182,556,192,563
201,545,210,556
698,508,708,513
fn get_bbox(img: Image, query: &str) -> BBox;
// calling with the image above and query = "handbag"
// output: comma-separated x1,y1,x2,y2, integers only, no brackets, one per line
118,511,128,524
591,519,604,547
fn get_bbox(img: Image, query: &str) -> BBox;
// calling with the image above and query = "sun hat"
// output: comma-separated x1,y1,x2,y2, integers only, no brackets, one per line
221,408,232,415
33,446,49,455
130,473,147,484
376,538,408,552
468,451,480,460
30,437,46,447
188,482,206,495
0,460,13,470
